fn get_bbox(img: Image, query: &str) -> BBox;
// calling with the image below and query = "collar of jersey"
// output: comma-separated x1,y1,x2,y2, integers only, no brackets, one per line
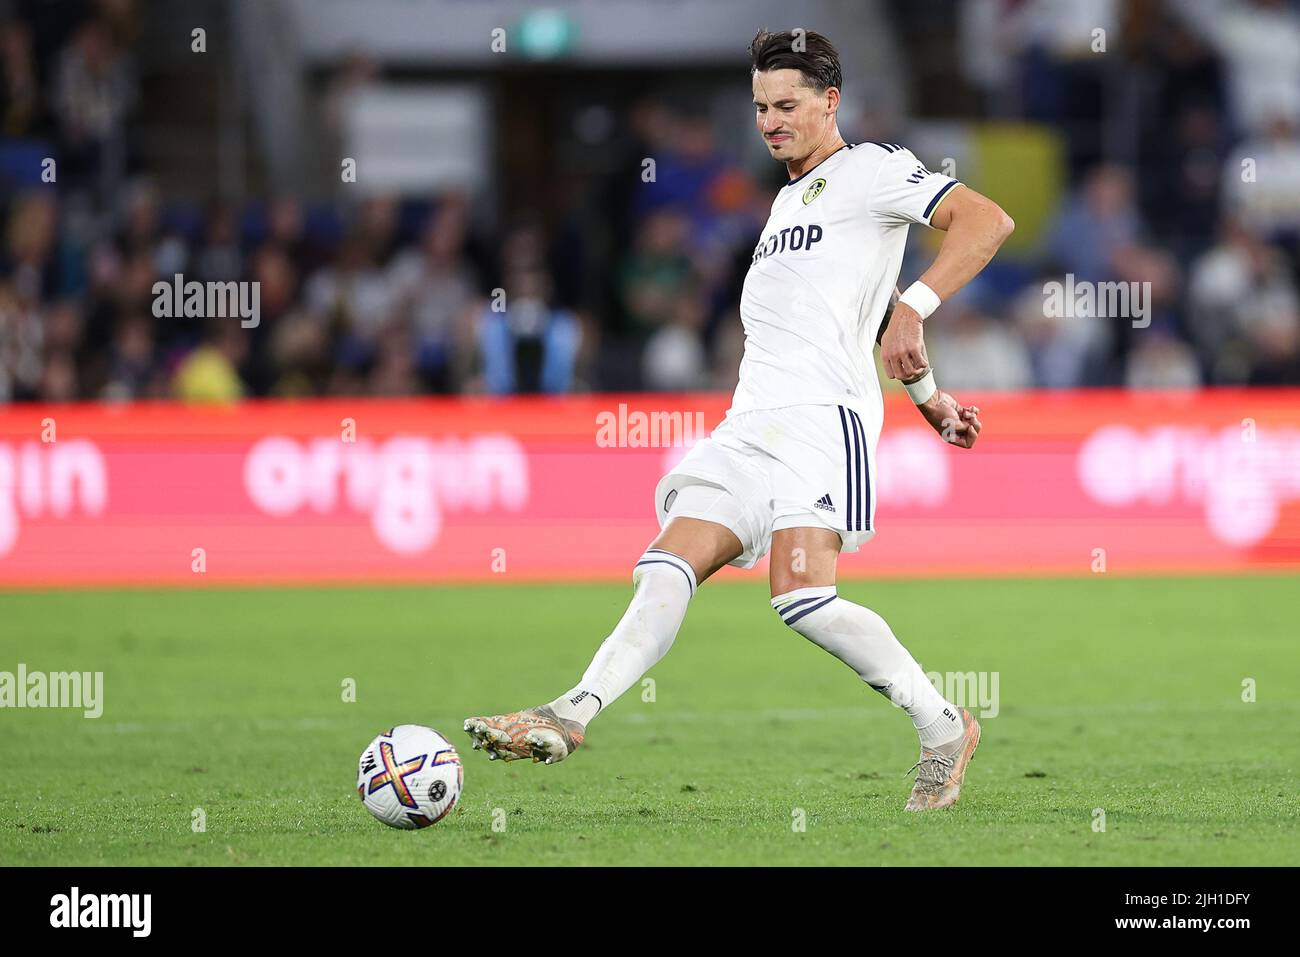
783,143,853,189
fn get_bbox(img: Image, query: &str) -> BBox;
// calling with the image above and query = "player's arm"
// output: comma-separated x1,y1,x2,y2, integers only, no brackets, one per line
919,186,1015,300
877,284,982,449
880,184,1015,381
875,285,900,345
912,384,982,449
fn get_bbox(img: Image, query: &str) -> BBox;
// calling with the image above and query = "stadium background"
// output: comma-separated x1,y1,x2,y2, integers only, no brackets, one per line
2,0,1299,584
1,0,1299,873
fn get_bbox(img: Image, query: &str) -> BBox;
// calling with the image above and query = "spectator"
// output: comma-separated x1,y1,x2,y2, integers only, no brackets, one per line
1011,276,1105,388
928,297,1034,391
39,349,78,401
1188,217,1300,382
643,288,709,391
387,198,480,392
3,190,58,302
1222,112,1300,241
193,201,242,284
1246,310,1300,384
1045,164,1142,282
1126,333,1203,389
0,279,42,400
268,306,329,397
1,20,38,136
1173,0,1300,139
52,18,135,191
302,231,399,370
368,321,422,396
172,321,247,403
264,195,326,277
1010,0,1119,175
135,180,183,263
619,208,696,338
476,267,580,395
101,311,155,401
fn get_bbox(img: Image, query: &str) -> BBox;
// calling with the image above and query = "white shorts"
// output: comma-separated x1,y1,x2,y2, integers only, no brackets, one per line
654,403,880,569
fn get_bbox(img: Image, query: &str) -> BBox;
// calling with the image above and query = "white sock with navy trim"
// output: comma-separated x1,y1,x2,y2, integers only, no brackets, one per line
550,548,697,726
771,587,962,747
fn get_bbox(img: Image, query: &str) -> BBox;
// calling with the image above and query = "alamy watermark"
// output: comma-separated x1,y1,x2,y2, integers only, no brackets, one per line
1043,274,1150,329
596,403,706,448
878,670,999,718
926,670,999,717
50,887,150,937
152,273,260,328
0,664,103,718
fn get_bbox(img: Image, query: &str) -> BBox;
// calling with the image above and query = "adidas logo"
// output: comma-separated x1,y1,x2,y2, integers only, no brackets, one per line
813,493,835,512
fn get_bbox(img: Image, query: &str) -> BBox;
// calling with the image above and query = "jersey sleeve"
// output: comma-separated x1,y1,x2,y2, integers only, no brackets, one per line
866,146,962,227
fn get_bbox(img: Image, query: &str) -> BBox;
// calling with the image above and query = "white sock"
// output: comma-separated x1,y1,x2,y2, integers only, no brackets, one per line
550,548,697,726
771,587,962,748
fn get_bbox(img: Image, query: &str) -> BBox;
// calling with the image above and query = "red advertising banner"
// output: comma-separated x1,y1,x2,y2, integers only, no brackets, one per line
1,389,1299,587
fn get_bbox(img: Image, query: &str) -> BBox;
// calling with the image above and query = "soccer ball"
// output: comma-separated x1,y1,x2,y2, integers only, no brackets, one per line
357,724,463,829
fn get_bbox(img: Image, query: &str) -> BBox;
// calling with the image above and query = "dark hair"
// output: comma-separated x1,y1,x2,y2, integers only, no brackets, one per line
749,29,842,92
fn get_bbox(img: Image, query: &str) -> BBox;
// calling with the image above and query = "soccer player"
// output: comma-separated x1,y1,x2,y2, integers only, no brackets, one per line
465,29,1015,810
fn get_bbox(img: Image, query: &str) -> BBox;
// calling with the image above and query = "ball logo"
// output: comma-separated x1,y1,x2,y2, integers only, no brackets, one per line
365,740,427,810
802,177,827,205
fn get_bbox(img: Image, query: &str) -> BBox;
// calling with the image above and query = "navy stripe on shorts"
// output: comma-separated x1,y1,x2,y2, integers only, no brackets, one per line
837,406,873,532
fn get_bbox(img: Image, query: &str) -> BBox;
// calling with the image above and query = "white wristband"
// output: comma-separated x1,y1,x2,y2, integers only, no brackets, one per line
903,368,937,405
898,281,942,321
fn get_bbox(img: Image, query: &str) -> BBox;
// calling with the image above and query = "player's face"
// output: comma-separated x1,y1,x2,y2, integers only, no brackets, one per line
752,69,835,163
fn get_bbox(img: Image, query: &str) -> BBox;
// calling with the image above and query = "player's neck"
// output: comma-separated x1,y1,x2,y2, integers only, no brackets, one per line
787,130,848,181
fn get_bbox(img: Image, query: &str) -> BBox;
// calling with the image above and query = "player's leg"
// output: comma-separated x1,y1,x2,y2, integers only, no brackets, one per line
767,525,980,810
545,513,743,721
464,505,743,765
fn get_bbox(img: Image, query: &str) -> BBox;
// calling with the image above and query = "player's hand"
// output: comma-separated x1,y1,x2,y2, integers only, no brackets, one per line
880,303,929,380
917,390,981,448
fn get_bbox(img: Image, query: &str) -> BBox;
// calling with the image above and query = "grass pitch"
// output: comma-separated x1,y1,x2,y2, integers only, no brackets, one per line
1,575,1296,866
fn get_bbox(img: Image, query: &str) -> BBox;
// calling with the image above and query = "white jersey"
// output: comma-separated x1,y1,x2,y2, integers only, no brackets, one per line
729,142,961,417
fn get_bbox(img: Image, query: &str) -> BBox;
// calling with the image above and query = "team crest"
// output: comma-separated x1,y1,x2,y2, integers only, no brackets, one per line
802,177,827,205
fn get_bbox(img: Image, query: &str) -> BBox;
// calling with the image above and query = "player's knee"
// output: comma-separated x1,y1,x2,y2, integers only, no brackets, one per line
769,528,840,598
632,548,698,598
652,485,748,580
770,586,838,632
769,567,832,599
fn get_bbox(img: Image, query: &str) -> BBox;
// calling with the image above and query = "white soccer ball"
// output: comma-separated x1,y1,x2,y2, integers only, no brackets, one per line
357,724,463,829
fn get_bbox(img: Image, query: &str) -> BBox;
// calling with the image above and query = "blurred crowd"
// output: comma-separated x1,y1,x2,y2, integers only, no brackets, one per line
2,0,1300,403
940,0,1300,389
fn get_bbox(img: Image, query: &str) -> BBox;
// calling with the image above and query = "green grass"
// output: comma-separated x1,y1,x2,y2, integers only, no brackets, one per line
1,575,1297,866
